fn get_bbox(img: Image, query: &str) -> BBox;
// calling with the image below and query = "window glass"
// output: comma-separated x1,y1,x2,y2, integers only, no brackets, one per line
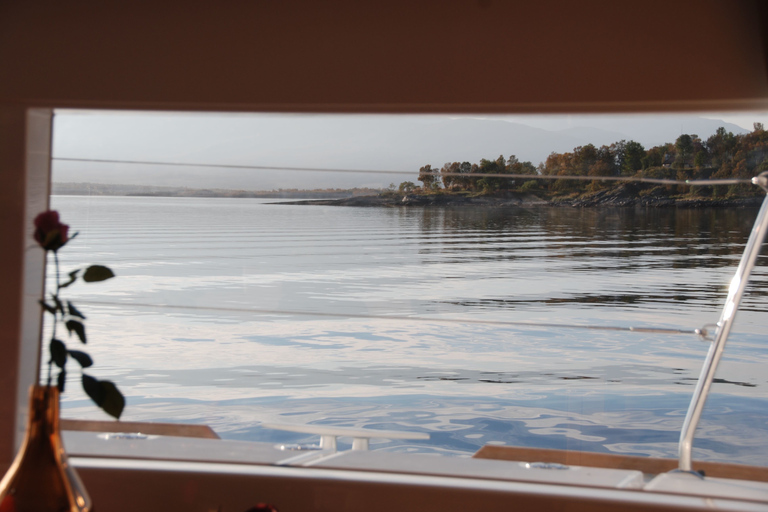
47,111,768,463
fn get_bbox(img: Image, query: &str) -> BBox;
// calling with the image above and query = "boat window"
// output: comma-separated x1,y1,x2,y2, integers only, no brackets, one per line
46,109,768,464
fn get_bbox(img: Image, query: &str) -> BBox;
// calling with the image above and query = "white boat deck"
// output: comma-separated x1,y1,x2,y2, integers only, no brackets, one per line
63,430,768,511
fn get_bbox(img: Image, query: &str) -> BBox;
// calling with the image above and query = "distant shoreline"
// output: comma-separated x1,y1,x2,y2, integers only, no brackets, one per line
51,182,378,199
277,190,764,208
52,182,763,208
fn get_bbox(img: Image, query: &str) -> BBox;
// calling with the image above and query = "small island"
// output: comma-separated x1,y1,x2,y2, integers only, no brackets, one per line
279,187,763,208
283,125,768,208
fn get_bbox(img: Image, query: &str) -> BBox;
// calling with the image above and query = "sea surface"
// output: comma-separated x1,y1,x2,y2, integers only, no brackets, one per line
48,195,768,465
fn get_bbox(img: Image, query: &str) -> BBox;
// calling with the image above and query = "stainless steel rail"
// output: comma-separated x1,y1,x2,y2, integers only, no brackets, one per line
678,172,768,472
261,423,430,452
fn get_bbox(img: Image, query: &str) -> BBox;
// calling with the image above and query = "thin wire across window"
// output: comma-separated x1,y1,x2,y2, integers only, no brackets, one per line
52,157,753,186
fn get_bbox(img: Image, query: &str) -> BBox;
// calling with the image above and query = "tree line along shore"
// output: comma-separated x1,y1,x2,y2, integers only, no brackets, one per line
289,124,768,208
390,123,768,206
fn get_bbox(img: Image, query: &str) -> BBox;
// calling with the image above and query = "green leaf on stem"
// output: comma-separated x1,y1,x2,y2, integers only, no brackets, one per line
82,374,124,419
81,373,99,400
57,369,66,393
39,300,56,315
67,301,86,319
99,380,125,419
68,350,93,368
51,294,65,315
50,338,67,368
59,269,80,289
65,320,86,343
83,265,115,283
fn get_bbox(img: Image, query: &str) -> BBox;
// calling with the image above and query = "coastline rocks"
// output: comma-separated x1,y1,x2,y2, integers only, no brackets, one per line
565,184,639,207
560,184,763,208
280,192,546,208
277,191,762,208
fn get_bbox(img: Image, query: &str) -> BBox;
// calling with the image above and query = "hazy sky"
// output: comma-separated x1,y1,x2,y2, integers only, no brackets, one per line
51,110,768,190
700,113,768,131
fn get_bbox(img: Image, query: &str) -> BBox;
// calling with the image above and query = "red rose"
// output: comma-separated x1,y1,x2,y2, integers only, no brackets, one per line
33,210,70,252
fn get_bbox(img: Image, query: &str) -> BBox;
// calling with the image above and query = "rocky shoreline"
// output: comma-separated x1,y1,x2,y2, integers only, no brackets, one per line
277,188,763,208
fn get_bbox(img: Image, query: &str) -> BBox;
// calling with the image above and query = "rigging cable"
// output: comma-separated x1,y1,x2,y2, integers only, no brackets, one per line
75,299,710,338
52,157,753,186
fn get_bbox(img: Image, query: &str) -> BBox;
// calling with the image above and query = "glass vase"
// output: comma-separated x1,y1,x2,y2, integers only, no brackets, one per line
0,385,91,512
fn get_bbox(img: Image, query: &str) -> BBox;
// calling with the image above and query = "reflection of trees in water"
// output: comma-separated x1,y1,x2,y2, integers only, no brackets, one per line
403,206,766,309
414,207,543,237
438,287,729,309
409,206,761,266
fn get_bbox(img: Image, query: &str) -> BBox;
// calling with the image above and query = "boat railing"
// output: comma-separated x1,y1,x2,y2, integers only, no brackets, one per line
261,422,430,452
678,171,768,472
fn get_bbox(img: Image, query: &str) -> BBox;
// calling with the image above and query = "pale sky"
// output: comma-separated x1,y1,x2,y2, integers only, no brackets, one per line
700,113,768,131
51,110,768,190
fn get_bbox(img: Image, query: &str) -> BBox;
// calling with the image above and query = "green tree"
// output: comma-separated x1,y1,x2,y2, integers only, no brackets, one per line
610,140,626,174
596,145,618,176
456,161,473,189
573,144,597,175
675,134,694,168
641,146,663,169
694,150,708,169
506,155,537,176
418,165,439,190
622,141,645,174
441,162,461,189
706,127,737,168
473,155,508,191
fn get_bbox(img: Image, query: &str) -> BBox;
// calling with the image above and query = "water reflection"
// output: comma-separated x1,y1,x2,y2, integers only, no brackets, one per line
402,206,765,313
50,196,768,465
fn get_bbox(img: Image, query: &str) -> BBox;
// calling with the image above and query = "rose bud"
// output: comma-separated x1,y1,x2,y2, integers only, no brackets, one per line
33,210,70,252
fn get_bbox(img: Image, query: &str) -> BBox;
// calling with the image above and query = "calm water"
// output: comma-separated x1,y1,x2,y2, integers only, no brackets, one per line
48,195,768,464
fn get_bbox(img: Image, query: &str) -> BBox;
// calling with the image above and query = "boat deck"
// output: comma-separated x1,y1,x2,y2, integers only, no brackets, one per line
63,427,768,511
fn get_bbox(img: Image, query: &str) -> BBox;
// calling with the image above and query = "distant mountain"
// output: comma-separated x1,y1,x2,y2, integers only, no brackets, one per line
52,113,751,190
551,115,748,148
554,126,630,148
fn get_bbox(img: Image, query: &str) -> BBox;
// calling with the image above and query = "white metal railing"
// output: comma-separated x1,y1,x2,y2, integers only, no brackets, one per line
678,172,768,472
261,423,429,452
